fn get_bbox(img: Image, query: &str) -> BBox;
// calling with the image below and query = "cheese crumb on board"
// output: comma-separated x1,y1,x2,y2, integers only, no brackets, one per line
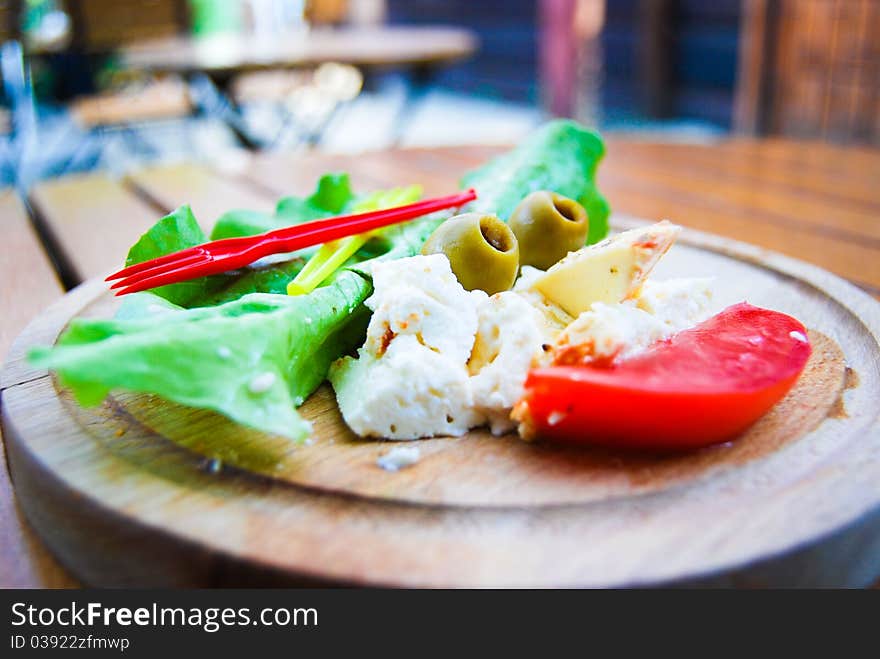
377,446,421,472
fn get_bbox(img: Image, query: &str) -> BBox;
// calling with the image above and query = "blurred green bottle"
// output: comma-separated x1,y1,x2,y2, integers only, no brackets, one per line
189,0,243,36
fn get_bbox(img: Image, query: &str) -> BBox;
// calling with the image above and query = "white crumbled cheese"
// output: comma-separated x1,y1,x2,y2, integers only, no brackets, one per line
330,255,484,440
364,254,482,364
330,254,546,440
331,335,480,439
549,278,714,365
635,278,714,329
552,302,667,364
377,446,421,472
248,372,276,394
513,265,545,291
468,292,545,434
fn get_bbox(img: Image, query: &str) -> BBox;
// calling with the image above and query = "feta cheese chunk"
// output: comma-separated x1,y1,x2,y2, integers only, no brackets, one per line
530,221,681,316
635,277,714,329
330,254,548,440
329,255,484,440
513,266,574,340
330,256,709,441
331,334,480,439
365,253,481,363
468,292,546,434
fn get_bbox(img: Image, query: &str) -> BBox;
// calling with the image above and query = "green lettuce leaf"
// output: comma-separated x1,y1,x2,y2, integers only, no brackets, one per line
123,205,223,307
30,271,372,441
123,175,361,308
461,119,611,244
275,172,352,219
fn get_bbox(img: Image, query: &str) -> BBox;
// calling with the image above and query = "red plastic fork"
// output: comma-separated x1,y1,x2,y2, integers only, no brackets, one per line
106,188,477,296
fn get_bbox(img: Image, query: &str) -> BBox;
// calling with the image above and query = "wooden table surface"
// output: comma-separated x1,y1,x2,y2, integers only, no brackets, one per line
120,26,478,77
2,137,879,587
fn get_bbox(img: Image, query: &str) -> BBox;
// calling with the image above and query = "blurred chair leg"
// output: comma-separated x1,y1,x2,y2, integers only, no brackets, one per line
1,40,37,189
58,126,103,175
188,73,263,151
118,124,160,159
390,64,434,147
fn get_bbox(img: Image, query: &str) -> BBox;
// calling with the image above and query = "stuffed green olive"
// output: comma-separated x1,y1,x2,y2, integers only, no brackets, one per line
509,191,589,269
421,213,519,294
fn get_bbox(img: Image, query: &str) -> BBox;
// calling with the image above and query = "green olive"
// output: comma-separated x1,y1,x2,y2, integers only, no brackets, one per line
509,191,589,269
421,213,519,294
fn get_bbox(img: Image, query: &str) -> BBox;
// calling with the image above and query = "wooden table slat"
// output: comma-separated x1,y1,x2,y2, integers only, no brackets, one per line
600,175,880,293
0,190,76,587
125,161,278,229
120,26,478,76
606,140,880,217
29,174,162,282
0,191,63,359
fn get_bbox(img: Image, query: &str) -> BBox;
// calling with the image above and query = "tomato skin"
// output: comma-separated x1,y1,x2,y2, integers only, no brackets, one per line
518,303,812,450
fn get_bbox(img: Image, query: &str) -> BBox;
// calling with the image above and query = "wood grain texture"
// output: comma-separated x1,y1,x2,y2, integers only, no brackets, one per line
0,191,62,360
0,190,76,587
2,221,878,587
124,161,277,230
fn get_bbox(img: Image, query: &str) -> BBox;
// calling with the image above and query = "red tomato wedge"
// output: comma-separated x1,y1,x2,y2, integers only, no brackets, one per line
515,303,812,450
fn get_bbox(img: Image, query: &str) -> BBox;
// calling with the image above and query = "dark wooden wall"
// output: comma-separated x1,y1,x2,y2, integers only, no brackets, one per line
388,1,740,127
736,0,880,144
386,0,539,103
603,0,741,127
64,0,189,51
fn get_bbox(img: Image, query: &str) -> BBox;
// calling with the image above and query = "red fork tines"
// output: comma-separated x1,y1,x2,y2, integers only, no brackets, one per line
106,188,477,296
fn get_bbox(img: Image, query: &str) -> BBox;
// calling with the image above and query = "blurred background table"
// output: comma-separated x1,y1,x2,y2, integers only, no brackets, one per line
117,25,478,149
119,26,477,80
2,137,880,586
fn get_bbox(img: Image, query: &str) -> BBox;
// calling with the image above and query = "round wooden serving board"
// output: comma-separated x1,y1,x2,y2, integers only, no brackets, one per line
2,217,880,587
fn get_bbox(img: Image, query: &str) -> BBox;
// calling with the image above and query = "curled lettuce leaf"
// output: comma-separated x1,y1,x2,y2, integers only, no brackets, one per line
461,119,611,243
123,174,364,309
30,271,372,442
124,205,219,307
